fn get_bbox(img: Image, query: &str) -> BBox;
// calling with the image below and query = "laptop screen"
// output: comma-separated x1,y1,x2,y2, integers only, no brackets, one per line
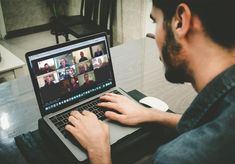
26,33,116,116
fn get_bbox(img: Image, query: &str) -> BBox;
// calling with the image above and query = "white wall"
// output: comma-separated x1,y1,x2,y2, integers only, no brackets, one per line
144,0,155,35
0,1,6,39
115,0,155,44
121,0,144,42
66,0,82,16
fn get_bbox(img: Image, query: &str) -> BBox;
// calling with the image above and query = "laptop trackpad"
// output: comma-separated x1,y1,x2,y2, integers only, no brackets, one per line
64,119,140,162
104,120,140,144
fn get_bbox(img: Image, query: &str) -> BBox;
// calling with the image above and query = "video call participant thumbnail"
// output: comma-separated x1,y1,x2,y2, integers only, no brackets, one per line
41,63,54,74
72,48,92,64
69,77,79,92
78,71,96,89
65,66,77,79
59,57,70,69
37,58,55,75
77,60,93,75
40,73,60,103
92,56,109,70
91,43,106,58
92,55,111,84
79,51,88,62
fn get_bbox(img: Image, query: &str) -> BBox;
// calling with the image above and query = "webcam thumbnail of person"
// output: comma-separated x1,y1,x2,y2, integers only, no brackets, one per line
57,65,77,81
72,47,92,64
77,71,96,88
77,60,93,75
91,43,106,58
37,71,59,88
54,53,73,69
92,55,109,70
37,58,55,74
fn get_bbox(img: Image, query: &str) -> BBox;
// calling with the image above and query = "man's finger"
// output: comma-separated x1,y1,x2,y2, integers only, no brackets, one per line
65,125,82,143
82,110,95,116
68,115,80,127
65,124,77,133
97,102,124,113
99,94,118,102
105,111,125,122
106,93,123,99
70,110,83,119
104,93,117,96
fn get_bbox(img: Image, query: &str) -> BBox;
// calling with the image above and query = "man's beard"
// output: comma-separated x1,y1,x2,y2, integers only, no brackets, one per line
161,23,192,84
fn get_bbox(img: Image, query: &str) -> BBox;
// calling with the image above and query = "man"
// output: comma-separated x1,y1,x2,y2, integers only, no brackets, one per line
79,51,88,62
41,63,54,73
94,47,103,57
65,0,235,163
81,73,95,88
43,74,55,87
69,77,79,91
65,67,76,79
59,57,70,69
41,74,59,102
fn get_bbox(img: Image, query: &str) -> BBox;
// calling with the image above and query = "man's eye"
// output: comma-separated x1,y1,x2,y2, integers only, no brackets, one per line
151,18,157,24
150,14,156,24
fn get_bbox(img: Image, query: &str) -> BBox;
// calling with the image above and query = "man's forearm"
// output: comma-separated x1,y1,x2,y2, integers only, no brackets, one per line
88,146,112,164
143,109,182,128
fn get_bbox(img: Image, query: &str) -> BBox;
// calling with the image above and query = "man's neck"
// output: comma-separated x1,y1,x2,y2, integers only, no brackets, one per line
188,39,235,92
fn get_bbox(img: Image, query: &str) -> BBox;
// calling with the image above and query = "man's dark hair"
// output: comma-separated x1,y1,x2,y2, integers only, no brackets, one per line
152,0,235,49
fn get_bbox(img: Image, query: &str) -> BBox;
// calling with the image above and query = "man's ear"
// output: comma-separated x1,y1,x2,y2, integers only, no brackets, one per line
173,3,192,39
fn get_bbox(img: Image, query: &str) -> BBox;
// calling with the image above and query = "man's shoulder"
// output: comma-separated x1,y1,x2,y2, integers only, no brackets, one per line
154,89,235,164
216,86,235,118
154,110,235,163
223,86,235,103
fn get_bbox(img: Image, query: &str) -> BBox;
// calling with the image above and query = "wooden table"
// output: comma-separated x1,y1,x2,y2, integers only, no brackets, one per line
0,44,25,81
0,37,197,163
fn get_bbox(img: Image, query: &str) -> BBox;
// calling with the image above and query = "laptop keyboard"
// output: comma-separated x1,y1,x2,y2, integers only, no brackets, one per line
50,90,122,137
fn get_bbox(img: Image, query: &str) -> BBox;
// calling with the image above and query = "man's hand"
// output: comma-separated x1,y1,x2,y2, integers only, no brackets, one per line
65,110,111,164
98,93,151,125
98,93,181,128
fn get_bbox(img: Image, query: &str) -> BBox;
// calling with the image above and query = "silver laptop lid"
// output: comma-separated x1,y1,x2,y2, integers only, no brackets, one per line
26,33,116,116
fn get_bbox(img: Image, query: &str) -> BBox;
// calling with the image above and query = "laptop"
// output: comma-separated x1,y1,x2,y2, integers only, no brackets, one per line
25,32,140,162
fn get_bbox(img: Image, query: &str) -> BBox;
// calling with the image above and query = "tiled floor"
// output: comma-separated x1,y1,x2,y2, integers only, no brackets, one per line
0,31,76,77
